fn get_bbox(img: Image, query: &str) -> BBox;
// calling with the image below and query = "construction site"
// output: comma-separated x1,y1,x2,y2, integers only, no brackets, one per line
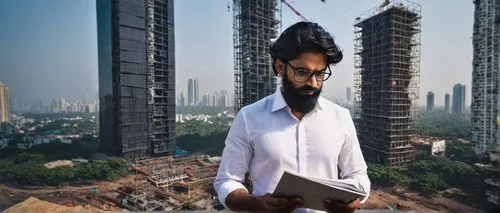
233,0,280,111
354,0,421,167
0,155,222,212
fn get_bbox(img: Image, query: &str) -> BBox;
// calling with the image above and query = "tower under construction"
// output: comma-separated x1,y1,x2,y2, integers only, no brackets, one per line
233,0,280,111
354,0,421,167
97,0,176,161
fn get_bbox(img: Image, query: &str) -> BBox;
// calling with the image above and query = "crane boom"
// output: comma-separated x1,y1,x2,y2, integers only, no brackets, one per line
281,0,309,22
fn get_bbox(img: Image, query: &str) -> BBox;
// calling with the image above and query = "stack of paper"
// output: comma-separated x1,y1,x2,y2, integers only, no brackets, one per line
273,171,367,211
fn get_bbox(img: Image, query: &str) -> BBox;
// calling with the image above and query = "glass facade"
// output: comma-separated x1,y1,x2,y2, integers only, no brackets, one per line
97,0,175,161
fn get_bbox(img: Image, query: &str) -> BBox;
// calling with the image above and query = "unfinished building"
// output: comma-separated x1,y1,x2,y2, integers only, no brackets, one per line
97,0,176,161
233,0,280,111
471,0,500,155
132,155,219,193
354,0,421,167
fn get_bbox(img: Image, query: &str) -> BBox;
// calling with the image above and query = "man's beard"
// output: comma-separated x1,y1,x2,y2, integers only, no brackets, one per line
281,72,322,114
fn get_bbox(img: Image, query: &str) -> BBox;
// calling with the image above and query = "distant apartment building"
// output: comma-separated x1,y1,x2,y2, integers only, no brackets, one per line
0,81,10,122
346,87,352,102
187,78,199,106
444,93,450,113
452,84,466,114
426,91,434,112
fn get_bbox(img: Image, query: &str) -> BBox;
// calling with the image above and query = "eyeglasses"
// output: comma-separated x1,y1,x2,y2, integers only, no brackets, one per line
285,62,332,83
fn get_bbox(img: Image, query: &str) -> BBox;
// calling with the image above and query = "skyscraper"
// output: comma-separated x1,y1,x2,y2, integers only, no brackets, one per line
426,91,434,112
471,0,500,155
178,90,185,107
187,78,199,106
58,98,67,113
444,93,450,113
452,84,466,114
194,79,199,105
346,87,352,102
233,0,279,112
0,81,9,122
219,90,229,107
97,0,176,161
354,1,421,167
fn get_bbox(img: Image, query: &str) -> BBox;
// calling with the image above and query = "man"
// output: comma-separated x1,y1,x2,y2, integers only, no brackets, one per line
214,22,370,213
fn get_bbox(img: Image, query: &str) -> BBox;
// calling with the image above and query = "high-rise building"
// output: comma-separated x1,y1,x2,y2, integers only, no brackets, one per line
473,1,500,209
0,81,9,122
194,79,198,105
58,98,67,113
471,0,500,156
444,93,450,113
426,91,434,112
178,90,185,107
452,84,466,114
201,93,210,106
219,90,229,107
233,0,279,112
354,1,421,167
97,0,176,161
187,78,199,106
346,87,352,102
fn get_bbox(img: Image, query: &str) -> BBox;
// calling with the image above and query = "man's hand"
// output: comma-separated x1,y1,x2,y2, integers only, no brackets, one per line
322,198,361,213
226,189,303,212
254,193,304,213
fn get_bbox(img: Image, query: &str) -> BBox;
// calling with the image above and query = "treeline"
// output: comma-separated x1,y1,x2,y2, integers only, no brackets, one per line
0,138,129,186
176,119,229,156
417,110,471,140
176,106,233,115
368,142,486,195
0,136,98,160
0,153,129,186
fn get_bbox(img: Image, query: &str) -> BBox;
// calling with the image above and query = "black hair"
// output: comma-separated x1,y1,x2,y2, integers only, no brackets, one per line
269,22,343,75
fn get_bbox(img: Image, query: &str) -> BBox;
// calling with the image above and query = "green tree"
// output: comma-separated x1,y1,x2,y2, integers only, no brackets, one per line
410,173,448,194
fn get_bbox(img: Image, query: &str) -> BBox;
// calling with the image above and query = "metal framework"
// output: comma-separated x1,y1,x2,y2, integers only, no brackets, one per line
146,0,176,158
354,0,421,167
233,0,281,112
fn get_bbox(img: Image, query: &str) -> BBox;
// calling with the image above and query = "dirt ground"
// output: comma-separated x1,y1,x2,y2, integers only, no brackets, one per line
0,176,487,212
363,186,486,213
4,197,108,213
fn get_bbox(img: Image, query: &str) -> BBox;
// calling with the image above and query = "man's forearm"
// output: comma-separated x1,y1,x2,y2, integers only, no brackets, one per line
225,189,262,212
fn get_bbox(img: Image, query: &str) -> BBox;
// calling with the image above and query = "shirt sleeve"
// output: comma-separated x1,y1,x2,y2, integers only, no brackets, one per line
213,110,253,209
337,109,371,204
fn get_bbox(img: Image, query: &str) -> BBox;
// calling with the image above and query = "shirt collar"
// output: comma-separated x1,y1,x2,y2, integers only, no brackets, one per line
271,86,324,112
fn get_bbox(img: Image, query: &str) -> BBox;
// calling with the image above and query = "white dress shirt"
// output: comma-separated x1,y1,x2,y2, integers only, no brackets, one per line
214,87,371,213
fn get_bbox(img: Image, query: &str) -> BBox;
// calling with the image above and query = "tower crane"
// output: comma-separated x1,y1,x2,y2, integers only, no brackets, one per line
280,0,327,22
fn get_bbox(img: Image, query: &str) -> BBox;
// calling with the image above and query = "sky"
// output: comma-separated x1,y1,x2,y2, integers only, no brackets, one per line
0,0,473,107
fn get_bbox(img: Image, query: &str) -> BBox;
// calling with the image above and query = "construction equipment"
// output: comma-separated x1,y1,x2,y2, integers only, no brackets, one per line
280,0,328,22
281,0,309,21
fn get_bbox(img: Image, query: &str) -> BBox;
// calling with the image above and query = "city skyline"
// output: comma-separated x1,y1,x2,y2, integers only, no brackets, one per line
0,0,473,107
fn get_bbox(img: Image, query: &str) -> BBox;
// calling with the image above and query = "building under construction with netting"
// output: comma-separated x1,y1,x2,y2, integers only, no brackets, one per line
354,0,421,167
233,0,280,111
97,0,176,161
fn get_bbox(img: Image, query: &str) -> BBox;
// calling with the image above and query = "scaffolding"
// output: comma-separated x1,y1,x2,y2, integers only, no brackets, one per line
353,0,421,167
146,0,176,158
233,0,281,112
